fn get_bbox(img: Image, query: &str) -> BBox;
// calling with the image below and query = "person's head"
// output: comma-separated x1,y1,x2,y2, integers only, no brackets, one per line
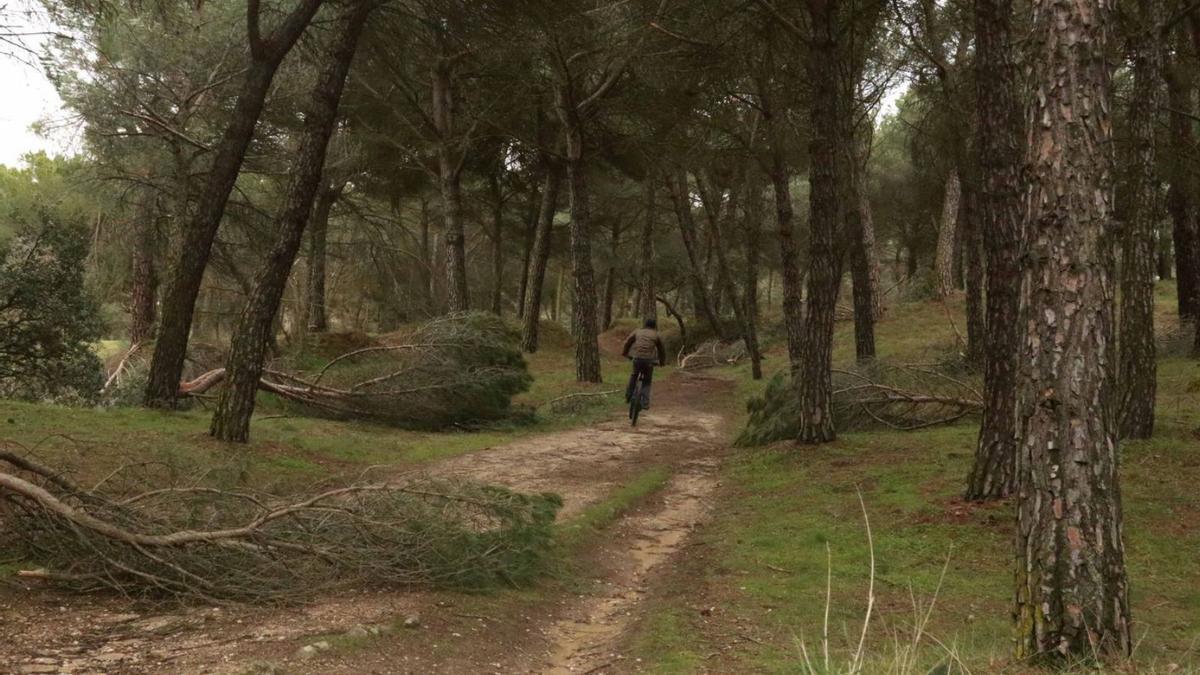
643,318,657,330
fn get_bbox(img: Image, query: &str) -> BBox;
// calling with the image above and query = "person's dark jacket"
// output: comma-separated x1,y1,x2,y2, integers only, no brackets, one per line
622,328,666,366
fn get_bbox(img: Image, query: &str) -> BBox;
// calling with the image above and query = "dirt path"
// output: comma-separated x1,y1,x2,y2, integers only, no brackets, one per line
0,371,732,674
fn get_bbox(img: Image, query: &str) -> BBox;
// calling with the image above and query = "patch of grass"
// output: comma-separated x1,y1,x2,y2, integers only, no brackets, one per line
557,465,672,550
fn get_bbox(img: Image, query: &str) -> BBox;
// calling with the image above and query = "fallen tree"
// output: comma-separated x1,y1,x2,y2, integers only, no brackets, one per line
736,363,983,446
0,444,560,603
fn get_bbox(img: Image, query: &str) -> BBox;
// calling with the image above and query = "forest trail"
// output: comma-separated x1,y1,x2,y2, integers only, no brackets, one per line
0,370,733,674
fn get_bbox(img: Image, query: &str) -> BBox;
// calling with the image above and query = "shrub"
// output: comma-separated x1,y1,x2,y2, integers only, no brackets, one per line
0,218,103,403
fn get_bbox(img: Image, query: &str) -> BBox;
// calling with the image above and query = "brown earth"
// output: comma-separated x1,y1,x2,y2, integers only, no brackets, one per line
0,370,734,674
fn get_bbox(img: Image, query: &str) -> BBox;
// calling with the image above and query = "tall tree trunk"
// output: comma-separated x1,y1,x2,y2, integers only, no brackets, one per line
1166,43,1200,320
434,47,469,313
668,170,724,339
848,139,876,362
966,0,1024,501
961,181,986,367
418,197,434,313
521,164,562,353
934,170,961,297
516,183,540,320
1118,0,1165,440
797,0,845,444
1156,227,1173,280
744,172,765,380
562,130,603,382
601,221,620,329
209,1,372,443
639,170,658,321
129,205,159,346
770,157,804,370
488,170,505,315
858,193,884,321
305,182,341,333
1014,0,1132,658
143,0,324,409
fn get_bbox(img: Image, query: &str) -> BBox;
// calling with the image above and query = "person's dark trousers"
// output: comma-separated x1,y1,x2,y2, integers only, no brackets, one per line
626,358,656,408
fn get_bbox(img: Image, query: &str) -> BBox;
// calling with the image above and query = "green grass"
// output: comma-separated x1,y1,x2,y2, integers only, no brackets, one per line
556,465,672,551
632,284,1200,673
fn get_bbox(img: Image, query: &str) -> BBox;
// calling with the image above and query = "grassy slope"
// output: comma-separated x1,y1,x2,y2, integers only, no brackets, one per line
632,285,1200,673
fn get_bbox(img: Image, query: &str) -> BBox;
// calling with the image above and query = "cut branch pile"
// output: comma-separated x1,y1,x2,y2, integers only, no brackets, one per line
680,339,749,369
0,444,560,603
831,365,982,431
170,312,531,429
737,363,982,446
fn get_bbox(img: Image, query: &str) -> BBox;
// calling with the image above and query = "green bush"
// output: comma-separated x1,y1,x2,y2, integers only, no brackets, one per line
0,217,103,403
736,372,798,446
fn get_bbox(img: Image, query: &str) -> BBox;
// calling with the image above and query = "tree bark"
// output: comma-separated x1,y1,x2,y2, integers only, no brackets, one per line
433,43,469,313
129,205,159,346
209,1,372,443
562,142,603,382
797,0,845,444
639,170,658,321
848,138,877,363
934,170,961,297
520,163,562,353
1014,0,1132,658
143,0,324,409
305,182,341,333
1118,0,1164,440
1165,42,1200,321
966,0,1024,501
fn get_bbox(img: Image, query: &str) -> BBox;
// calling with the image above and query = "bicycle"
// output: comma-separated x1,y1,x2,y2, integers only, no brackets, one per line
629,368,647,427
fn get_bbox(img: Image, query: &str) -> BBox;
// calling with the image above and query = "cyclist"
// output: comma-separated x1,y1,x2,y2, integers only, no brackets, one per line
621,318,667,410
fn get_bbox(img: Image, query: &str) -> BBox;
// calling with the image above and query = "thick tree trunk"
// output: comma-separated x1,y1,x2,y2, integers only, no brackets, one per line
859,191,884,319
1014,0,1132,658
520,164,562,353
433,39,469,313
129,206,159,346
1118,0,1164,440
966,0,1024,501
961,183,986,367
210,1,371,443
563,149,603,382
143,0,324,409
934,170,961,297
797,0,845,444
639,170,657,321
744,173,765,380
1165,47,1200,320
668,170,724,339
305,182,341,333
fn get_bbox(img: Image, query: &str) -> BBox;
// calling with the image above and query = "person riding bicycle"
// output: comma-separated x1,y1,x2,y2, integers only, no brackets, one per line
621,318,667,410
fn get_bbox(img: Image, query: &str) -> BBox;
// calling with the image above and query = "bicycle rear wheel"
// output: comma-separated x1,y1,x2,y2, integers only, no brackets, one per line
630,380,642,426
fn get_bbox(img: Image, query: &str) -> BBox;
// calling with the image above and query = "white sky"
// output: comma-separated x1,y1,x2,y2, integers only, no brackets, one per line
0,0,77,168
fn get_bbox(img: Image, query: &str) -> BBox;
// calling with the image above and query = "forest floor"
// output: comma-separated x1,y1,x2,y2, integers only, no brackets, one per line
0,362,741,674
3,290,1200,674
